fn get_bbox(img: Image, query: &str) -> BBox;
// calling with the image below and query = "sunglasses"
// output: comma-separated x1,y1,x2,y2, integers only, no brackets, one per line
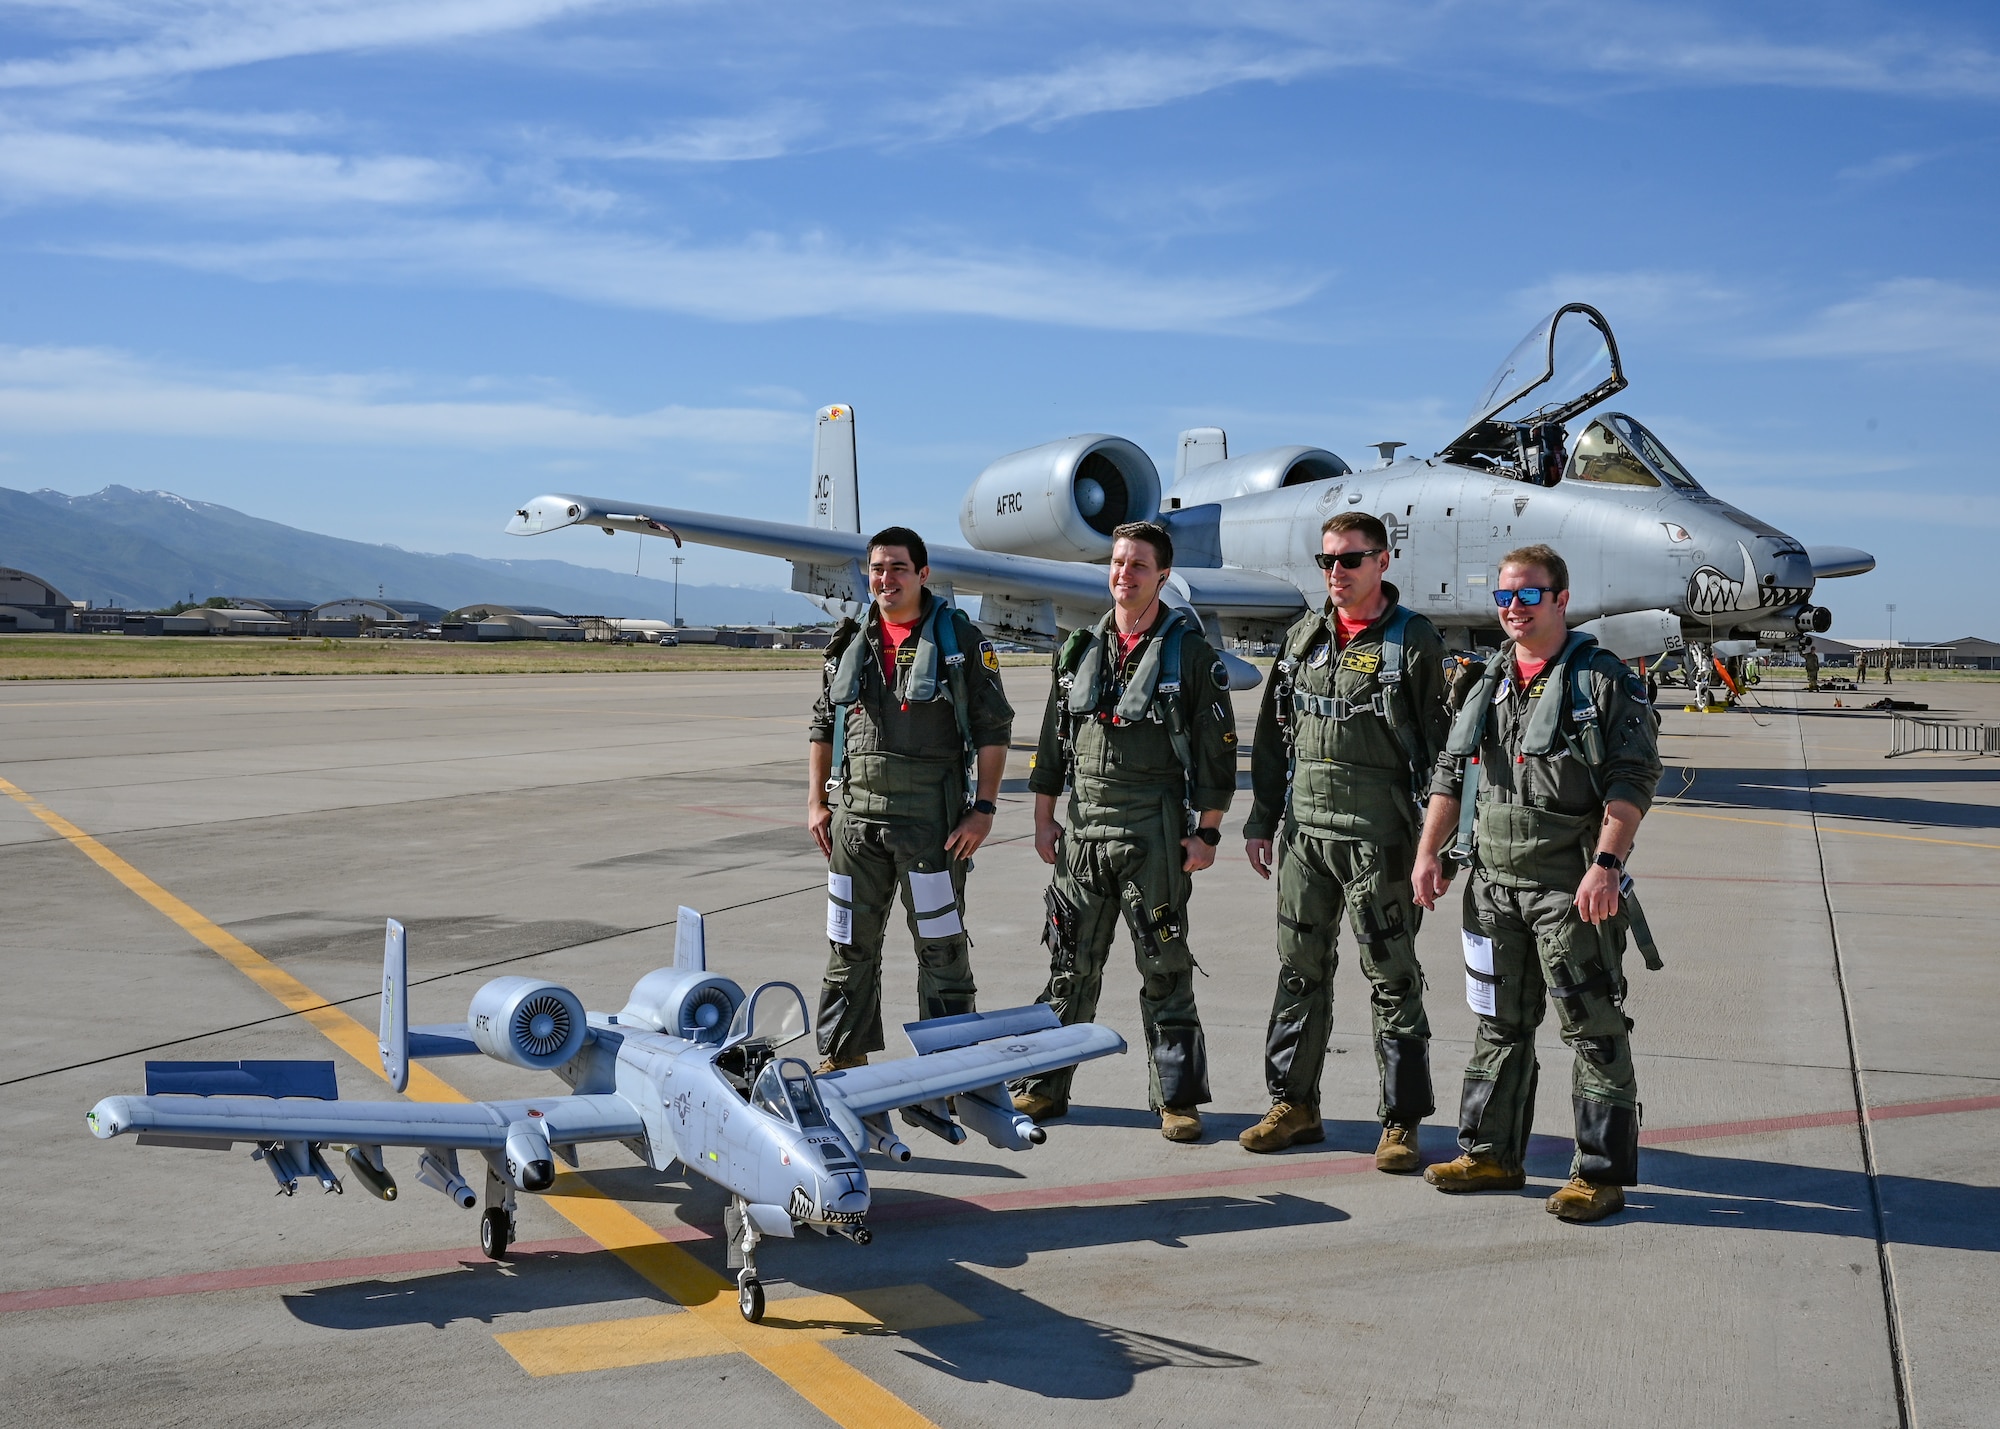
1313,548,1385,571
1492,587,1555,608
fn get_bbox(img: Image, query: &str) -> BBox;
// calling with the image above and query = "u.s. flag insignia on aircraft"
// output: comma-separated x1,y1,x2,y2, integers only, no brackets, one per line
1341,648,1381,674
980,640,999,671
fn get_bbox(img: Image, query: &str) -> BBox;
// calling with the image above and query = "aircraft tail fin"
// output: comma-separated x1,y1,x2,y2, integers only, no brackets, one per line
810,404,860,532
674,905,707,972
379,918,409,1093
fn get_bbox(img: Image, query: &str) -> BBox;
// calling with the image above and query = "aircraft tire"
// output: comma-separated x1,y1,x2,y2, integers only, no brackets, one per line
480,1207,513,1261
738,1275,765,1323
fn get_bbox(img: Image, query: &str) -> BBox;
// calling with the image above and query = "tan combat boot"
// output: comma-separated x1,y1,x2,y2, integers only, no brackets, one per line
1422,1152,1526,1192
1160,1106,1203,1142
1239,1101,1325,1153
1546,1176,1625,1222
814,1054,868,1075
1375,1123,1422,1174
1012,1091,1068,1123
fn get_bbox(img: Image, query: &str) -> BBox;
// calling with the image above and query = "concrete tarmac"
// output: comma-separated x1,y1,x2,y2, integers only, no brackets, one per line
2,668,1995,1428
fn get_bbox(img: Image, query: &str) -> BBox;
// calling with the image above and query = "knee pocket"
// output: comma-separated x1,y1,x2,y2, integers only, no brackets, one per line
1577,1035,1623,1066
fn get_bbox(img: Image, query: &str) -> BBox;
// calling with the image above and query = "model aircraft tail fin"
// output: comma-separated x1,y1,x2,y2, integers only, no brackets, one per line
674,905,707,972
379,918,410,1093
810,404,859,533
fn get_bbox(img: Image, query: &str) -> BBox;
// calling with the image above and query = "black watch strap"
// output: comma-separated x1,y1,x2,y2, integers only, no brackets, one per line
972,798,997,816
1195,827,1222,846
1594,850,1624,871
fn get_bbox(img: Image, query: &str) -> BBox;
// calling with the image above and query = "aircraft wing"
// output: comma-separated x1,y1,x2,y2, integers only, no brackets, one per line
1806,545,1876,579
815,1019,1126,1120
505,492,1305,621
88,1090,645,1150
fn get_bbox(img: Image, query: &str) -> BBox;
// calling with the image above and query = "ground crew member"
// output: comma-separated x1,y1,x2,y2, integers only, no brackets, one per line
1239,512,1450,1169
1412,543,1663,1222
1804,645,1821,692
1012,521,1237,1142
808,526,1014,1072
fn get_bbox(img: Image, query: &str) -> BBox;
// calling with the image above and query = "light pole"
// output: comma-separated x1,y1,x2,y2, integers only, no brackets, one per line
1886,603,1896,642
670,556,685,627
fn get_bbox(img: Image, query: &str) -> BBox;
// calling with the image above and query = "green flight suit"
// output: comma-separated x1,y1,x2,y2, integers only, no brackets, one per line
809,592,1014,1061
1243,589,1450,1125
1016,606,1238,1111
1430,636,1663,1186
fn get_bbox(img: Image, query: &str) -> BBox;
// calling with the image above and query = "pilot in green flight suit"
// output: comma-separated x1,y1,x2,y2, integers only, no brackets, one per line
1239,511,1451,1170
1011,521,1238,1143
1412,542,1663,1223
807,526,1014,1072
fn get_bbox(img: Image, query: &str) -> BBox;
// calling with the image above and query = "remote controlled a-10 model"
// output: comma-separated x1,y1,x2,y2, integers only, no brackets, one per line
86,909,1125,1321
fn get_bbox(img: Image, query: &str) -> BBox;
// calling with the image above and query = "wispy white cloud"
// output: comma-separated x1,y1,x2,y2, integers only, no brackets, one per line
0,128,466,207
1836,149,1943,183
1759,279,2000,362
905,45,1334,141
580,105,824,164
1576,29,2000,100
84,220,1324,331
0,0,623,90
1513,270,1746,326
0,345,804,448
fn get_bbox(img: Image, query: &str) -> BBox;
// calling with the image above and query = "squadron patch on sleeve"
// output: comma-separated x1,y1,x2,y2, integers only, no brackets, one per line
980,640,1000,671
1625,673,1651,704
1211,659,1229,688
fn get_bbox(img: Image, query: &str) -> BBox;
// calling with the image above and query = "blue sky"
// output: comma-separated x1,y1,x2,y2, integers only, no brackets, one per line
1,1,1993,637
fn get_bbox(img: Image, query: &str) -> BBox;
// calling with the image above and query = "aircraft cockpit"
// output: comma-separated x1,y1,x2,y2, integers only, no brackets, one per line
1442,303,1628,485
1565,413,1704,491
749,1057,831,1129
713,981,811,1095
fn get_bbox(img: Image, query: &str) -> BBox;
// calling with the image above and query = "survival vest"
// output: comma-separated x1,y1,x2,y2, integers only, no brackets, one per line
1444,630,1662,969
824,597,976,805
1054,608,1200,829
1270,603,1433,808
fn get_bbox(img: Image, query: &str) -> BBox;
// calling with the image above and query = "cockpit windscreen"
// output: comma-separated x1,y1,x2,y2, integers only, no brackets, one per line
1567,414,1702,491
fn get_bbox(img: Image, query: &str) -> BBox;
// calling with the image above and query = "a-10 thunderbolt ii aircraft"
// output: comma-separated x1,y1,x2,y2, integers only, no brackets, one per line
505,302,1874,685
86,910,1124,1321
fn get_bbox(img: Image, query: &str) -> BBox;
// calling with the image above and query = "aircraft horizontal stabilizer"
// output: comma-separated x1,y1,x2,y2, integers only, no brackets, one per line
144,1060,337,1100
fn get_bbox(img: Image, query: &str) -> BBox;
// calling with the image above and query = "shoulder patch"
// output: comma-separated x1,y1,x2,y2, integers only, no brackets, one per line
979,639,1000,671
1309,642,1330,668
1625,673,1650,704
1210,658,1229,688
1341,648,1382,674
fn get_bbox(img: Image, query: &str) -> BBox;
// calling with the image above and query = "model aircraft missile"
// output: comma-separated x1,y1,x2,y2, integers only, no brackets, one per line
506,303,1874,688
87,908,1126,1322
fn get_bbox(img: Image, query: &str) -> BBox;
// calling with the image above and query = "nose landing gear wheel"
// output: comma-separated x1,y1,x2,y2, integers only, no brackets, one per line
480,1207,514,1261
737,1271,765,1323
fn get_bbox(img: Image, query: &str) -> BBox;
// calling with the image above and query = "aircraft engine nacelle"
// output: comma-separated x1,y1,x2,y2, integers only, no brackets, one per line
467,977,589,1071
618,968,746,1045
1162,445,1350,509
959,434,1160,561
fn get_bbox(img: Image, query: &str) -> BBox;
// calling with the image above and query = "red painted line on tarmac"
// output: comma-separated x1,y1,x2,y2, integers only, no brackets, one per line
1639,873,1997,888
12,1093,1998,1316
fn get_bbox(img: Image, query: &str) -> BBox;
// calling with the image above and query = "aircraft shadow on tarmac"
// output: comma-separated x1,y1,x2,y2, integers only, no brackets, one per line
1671,765,2000,831
282,1189,1323,1397
1513,1133,2000,1251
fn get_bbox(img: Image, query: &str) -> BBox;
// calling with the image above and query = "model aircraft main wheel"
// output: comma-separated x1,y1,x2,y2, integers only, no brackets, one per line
738,1275,765,1323
480,1208,513,1261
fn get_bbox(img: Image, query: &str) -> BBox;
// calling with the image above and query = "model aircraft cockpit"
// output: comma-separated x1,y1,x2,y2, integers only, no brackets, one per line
751,1056,832,1129
713,980,812,1093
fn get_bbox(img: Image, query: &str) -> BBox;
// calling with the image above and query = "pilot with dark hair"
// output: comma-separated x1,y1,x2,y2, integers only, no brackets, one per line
1239,510,1451,1168
1413,541,1663,1222
1012,520,1237,1142
808,526,1014,1073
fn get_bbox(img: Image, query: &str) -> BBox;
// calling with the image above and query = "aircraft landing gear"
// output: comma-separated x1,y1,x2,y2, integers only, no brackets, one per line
480,1161,518,1261
729,1195,765,1322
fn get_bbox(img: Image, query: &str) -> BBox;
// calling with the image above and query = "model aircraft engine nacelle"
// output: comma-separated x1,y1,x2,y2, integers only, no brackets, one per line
1162,445,1351,509
467,977,589,1071
959,435,1160,561
618,968,746,1044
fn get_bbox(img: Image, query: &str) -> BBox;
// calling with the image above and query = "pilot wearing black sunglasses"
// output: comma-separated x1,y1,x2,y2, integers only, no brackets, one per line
1239,512,1451,1167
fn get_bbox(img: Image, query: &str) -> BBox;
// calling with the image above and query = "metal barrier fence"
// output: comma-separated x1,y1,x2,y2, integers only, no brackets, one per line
1888,715,2000,757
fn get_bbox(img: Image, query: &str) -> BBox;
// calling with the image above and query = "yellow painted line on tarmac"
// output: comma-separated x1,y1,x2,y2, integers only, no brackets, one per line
1,772,942,1429
1655,805,2000,852
496,1283,980,1377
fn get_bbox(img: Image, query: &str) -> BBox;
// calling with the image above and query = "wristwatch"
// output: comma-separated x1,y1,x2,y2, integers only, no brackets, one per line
1593,850,1624,871
972,798,997,816
1194,827,1222,847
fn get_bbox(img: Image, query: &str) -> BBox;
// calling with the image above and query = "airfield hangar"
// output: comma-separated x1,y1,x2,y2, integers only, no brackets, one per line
440,603,585,641
0,568,81,632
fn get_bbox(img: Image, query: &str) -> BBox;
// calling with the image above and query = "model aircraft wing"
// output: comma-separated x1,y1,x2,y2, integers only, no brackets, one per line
504,492,1305,623
815,1009,1126,1121
88,1069,644,1150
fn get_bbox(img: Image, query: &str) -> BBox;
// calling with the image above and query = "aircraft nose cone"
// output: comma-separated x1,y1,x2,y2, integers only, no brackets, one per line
826,1173,870,1215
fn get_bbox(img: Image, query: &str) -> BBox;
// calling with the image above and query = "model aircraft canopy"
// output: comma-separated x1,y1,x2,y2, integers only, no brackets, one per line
724,981,811,1050
1446,304,1627,462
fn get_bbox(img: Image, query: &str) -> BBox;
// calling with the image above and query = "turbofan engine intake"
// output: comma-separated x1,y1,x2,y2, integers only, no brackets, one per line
959,435,1160,561
617,968,746,1044
468,977,588,1071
